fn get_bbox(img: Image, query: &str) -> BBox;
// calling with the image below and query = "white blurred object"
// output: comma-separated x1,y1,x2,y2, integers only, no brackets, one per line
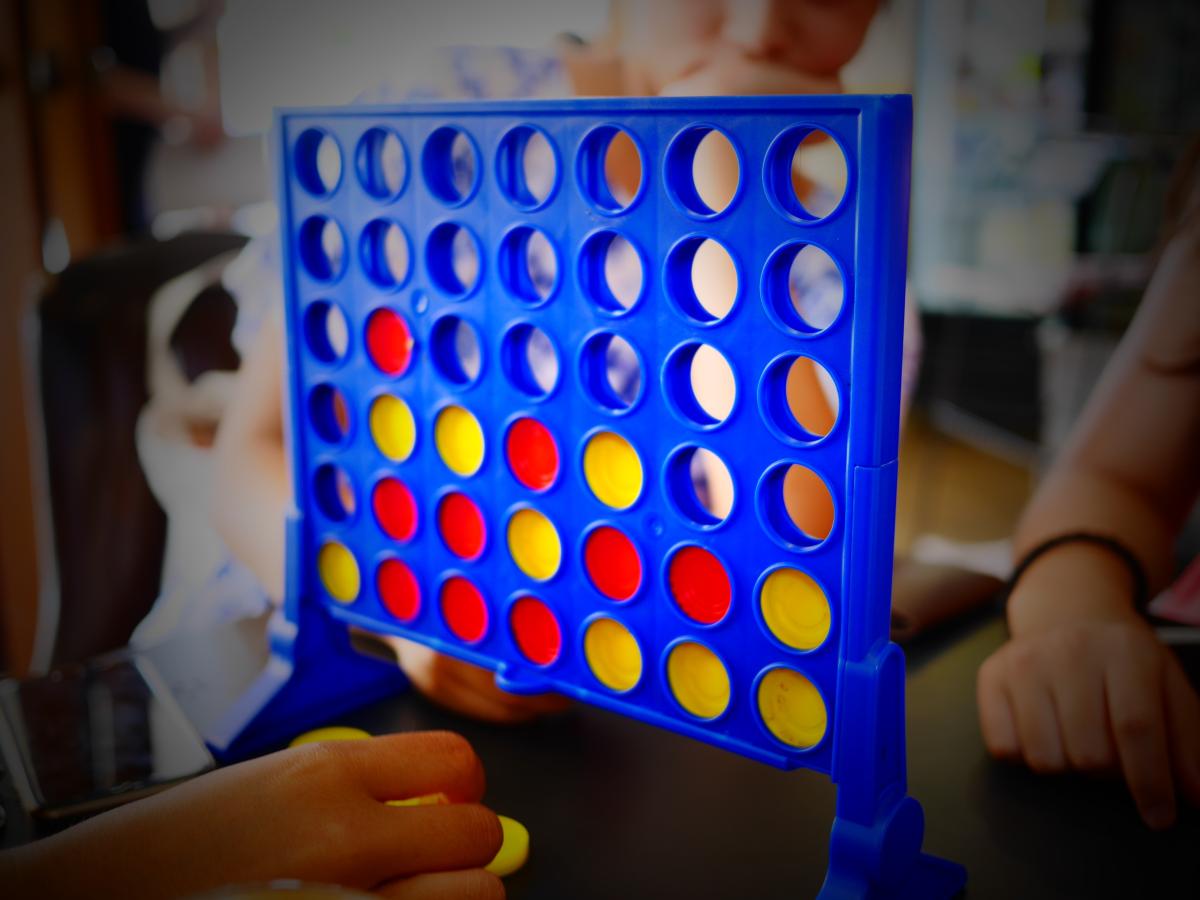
910,534,1013,581
217,0,608,136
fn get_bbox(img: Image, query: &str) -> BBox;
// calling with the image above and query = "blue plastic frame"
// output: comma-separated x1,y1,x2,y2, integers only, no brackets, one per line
217,95,964,899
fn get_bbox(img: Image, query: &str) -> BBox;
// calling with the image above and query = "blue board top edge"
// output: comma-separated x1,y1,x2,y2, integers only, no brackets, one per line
274,92,912,122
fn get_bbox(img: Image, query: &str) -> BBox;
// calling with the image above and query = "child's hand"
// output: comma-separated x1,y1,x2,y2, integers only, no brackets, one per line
3,732,505,899
390,637,571,725
978,617,1200,830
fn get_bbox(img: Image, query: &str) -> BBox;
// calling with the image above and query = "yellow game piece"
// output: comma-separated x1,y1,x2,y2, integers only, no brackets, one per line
582,431,643,509
485,815,529,878
387,792,448,807
506,508,562,581
317,541,360,603
369,394,416,462
759,567,831,651
758,667,827,749
584,617,642,692
289,725,371,747
434,405,485,476
666,641,730,719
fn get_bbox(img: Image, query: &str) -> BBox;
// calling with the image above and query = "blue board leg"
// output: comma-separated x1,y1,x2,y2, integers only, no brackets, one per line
818,644,966,898
819,794,965,899
204,514,408,762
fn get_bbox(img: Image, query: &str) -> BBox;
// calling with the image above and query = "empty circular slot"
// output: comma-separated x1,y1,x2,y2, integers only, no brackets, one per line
583,525,641,601
309,384,352,444
318,540,359,603
763,242,844,334
372,476,417,542
360,219,411,290
377,558,420,622
499,226,558,304
430,316,482,387
356,127,407,201
585,617,642,692
313,463,356,522
434,405,484,477
437,491,486,560
666,126,740,217
580,332,642,412
579,230,644,313
294,128,342,197
663,342,736,428
759,567,830,652
667,641,730,720
667,545,732,625
582,431,643,510
760,354,839,444
758,667,827,749
501,323,559,399
505,417,559,492
510,596,562,666
303,300,350,364
766,126,848,221
578,125,643,214
364,308,413,376
426,222,481,297
497,125,558,210
665,236,738,324
665,446,734,527
368,395,415,462
298,216,346,282
422,126,479,205
507,508,562,582
440,575,488,643
758,463,835,549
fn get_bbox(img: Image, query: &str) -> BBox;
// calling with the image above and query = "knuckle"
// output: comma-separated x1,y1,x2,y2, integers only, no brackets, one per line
1067,744,1113,773
460,804,504,855
285,742,344,781
425,730,476,765
983,736,1018,762
1006,641,1041,672
1024,747,1064,774
977,654,1003,690
1114,711,1155,741
460,869,506,900
1051,625,1092,658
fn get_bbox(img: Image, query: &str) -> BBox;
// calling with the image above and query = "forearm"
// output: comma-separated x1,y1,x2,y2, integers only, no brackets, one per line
1008,464,1176,635
1011,221,1200,633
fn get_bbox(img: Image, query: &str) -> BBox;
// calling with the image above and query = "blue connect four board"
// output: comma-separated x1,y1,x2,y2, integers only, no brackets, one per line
221,95,964,898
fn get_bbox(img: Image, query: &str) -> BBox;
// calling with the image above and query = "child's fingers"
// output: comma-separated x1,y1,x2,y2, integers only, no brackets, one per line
376,869,505,900
339,732,487,803
370,802,503,877
1163,655,1200,808
1104,649,1176,829
977,653,1020,760
1007,660,1066,773
1050,652,1116,773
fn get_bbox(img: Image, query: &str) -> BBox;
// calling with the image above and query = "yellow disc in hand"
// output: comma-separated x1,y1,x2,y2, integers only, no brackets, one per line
486,815,530,878
289,726,371,747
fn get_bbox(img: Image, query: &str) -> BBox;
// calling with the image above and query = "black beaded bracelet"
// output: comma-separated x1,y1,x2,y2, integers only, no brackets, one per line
1006,531,1150,612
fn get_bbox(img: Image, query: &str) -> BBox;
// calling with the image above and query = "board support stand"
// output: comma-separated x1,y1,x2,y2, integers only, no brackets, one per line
818,643,965,898
202,514,407,762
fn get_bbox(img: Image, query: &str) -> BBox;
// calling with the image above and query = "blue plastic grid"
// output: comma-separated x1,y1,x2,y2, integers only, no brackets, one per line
241,95,963,898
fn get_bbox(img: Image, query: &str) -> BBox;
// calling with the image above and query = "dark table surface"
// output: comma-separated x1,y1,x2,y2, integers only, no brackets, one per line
4,611,1198,898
